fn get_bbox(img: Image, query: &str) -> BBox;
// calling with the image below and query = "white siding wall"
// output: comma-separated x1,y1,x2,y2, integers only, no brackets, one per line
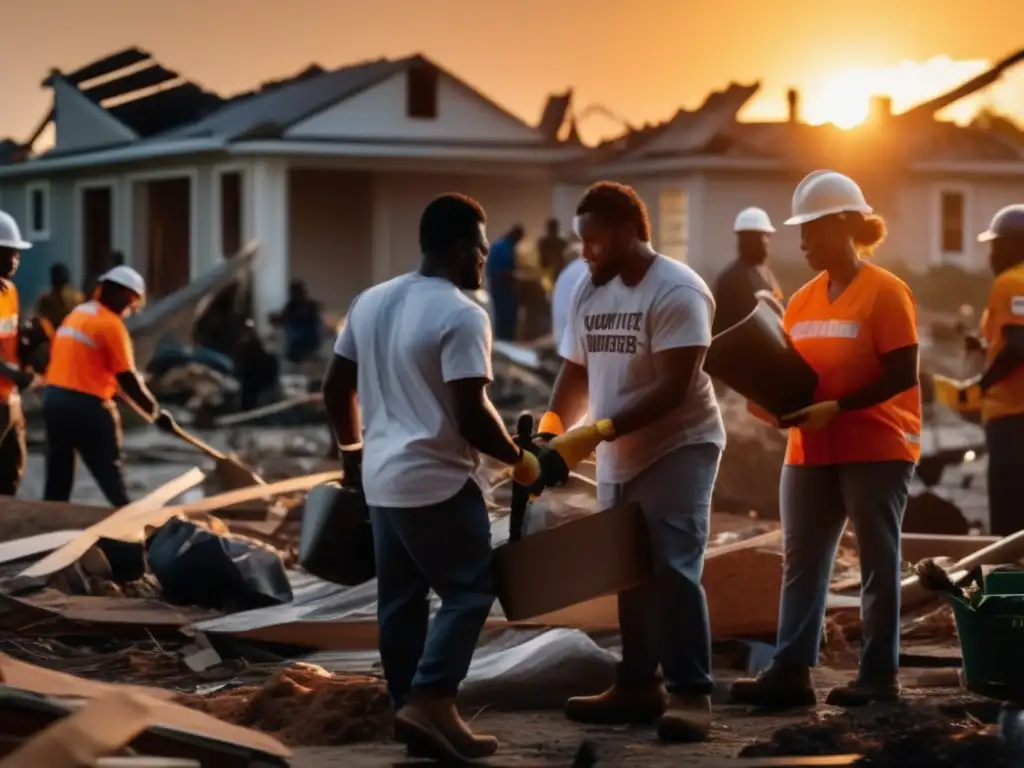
287,72,543,144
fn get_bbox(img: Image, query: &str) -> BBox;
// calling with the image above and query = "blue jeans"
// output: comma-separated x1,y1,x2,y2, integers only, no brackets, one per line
775,461,914,679
369,479,495,711
598,443,722,695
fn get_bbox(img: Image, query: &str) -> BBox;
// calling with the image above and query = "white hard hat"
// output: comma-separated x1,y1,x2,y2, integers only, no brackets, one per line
978,204,1024,242
0,210,31,250
734,207,775,233
785,170,872,226
99,265,146,297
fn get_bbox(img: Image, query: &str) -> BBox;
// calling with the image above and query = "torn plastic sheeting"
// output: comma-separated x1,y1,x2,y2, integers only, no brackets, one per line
305,627,617,710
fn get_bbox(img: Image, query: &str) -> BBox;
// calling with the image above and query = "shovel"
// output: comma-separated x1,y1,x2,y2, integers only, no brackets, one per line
162,420,266,491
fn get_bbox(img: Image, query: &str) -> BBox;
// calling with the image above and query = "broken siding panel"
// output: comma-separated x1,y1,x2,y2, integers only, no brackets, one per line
286,72,542,144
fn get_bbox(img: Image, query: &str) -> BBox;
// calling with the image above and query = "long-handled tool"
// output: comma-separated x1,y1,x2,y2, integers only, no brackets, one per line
163,420,266,491
508,413,534,543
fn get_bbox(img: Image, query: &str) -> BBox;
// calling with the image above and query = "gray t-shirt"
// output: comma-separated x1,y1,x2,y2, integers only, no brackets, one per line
559,254,725,485
334,273,493,508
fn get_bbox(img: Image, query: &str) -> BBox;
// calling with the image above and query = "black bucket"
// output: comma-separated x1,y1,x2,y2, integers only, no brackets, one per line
298,482,376,586
704,297,819,418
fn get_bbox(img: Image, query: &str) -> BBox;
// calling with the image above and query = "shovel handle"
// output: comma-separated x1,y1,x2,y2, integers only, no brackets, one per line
168,422,229,462
508,413,534,543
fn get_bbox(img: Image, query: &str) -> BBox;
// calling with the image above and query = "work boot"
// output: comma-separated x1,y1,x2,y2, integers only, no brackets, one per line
564,682,668,725
657,693,712,743
393,690,498,762
727,663,817,708
825,675,900,708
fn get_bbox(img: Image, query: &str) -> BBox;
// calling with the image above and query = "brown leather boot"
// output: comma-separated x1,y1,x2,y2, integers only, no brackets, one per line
658,693,712,743
727,664,817,708
825,675,900,708
394,690,498,762
564,682,668,725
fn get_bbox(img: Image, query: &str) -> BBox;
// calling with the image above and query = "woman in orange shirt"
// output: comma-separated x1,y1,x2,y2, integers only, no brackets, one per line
729,171,921,709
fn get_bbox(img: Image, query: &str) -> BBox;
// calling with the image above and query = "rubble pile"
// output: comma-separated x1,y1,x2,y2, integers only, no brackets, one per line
178,663,392,746
740,704,1011,767
714,390,788,518
150,362,240,412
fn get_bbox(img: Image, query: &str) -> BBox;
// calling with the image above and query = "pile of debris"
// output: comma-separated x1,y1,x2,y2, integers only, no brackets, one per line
178,663,391,746
742,702,1012,767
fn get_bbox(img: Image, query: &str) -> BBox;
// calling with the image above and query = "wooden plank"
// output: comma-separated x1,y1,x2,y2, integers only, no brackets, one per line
108,471,342,541
901,533,998,564
20,469,205,579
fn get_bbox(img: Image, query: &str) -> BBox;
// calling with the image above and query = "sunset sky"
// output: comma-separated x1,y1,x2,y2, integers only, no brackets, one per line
3,0,1024,145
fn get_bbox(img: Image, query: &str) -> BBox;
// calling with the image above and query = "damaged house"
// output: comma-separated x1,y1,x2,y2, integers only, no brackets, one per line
2,45,1023,320
555,48,1024,284
0,48,584,321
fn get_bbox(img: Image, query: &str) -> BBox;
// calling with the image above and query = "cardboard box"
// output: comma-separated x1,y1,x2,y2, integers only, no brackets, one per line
492,502,652,621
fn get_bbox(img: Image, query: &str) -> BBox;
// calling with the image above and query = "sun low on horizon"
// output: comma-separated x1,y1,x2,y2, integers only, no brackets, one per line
796,56,1018,129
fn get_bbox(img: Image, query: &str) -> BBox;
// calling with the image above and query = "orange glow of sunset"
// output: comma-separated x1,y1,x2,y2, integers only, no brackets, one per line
800,56,1012,129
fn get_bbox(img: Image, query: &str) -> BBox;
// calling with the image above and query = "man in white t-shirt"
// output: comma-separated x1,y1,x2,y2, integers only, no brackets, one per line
551,240,587,346
536,181,725,743
323,194,562,763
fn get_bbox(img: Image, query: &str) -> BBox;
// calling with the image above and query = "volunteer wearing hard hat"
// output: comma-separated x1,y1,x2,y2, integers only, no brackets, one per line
0,211,42,497
43,264,175,506
730,171,920,709
712,207,785,333
538,181,724,743
936,205,1024,535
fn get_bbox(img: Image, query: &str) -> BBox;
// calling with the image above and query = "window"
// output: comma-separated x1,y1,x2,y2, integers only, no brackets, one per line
406,63,439,120
658,188,688,262
25,181,50,240
940,190,965,257
219,171,243,257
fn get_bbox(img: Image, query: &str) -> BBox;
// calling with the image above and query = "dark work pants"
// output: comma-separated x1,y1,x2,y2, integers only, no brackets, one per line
986,414,1024,536
597,443,722,695
369,480,495,711
0,396,27,496
775,461,914,680
42,386,131,507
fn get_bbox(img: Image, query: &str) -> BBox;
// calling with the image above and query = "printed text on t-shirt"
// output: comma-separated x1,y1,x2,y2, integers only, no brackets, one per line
789,319,861,341
583,311,642,354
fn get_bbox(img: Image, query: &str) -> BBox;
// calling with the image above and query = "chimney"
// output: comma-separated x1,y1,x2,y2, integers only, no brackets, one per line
787,89,800,123
869,95,893,122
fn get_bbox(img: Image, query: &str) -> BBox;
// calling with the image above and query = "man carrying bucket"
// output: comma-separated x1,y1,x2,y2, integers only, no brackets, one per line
536,181,725,743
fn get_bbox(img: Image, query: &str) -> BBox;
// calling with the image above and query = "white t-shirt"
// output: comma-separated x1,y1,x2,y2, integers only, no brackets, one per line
560,254,725,485
552,257,588,347
334,273,493,508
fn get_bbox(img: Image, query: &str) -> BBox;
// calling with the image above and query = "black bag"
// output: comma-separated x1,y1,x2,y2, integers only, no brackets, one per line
299,482,376,586
145,516,293,611
704,298,819,418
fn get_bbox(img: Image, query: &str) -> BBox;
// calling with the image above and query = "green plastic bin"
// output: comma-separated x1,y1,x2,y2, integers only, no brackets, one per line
947,590,1024,697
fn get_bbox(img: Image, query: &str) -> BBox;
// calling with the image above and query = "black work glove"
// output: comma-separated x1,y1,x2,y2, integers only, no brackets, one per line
341,448,363,489
153,409,178,434
524,442,569,496
532,431,559,443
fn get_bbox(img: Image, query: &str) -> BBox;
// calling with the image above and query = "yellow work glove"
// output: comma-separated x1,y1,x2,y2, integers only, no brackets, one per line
548,419,615,471
511,449,542,486
780,401,840,431
932,374,982,413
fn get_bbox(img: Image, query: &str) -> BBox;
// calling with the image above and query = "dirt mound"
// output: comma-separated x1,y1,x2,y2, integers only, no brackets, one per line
178,663,392,746
740,703,1012,767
